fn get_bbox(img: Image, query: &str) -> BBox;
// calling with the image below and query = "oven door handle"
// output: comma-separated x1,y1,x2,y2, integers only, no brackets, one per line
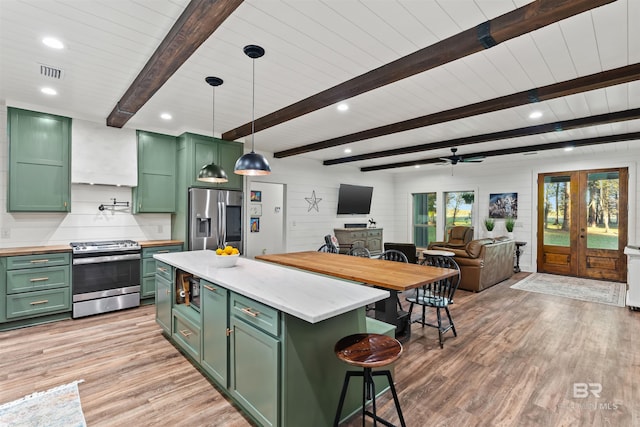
73,253,141,265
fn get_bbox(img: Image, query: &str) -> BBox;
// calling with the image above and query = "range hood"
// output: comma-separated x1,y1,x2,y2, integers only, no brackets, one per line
71,118,137,187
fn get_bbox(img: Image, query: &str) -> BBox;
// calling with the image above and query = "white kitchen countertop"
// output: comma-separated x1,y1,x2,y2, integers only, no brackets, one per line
154,250,389,324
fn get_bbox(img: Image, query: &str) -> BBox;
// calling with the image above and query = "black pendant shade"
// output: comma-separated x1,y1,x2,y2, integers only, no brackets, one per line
198,76,229,183
198,162,229,182
234,44,271,176
234,151,271,176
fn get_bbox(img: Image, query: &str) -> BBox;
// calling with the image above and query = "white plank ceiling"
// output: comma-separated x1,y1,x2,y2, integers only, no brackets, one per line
0,0,638,173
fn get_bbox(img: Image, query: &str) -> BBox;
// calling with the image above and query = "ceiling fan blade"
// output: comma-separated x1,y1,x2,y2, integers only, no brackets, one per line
461,156,485,162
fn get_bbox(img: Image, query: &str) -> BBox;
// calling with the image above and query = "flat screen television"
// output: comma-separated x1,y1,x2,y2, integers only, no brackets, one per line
336,184,373,215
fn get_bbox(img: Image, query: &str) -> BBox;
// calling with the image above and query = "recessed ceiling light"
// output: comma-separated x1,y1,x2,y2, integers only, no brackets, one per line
41,87,57,95
337,103,349,112
344,148,352,154
564,146,574,152
42,37,64,49
160,113,172,120
414,165,420,169
529,111,543,119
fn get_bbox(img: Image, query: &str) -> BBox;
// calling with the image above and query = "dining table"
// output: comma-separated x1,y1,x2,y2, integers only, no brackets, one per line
255,251,458,342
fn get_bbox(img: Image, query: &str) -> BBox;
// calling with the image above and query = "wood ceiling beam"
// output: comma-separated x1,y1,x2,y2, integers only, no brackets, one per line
323,108,640,165
360,133,640,172
278,63,640,158
223,0,616,142
106,0,244,128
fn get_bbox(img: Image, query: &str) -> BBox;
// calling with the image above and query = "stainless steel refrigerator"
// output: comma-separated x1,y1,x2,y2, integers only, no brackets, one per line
188,188,243,252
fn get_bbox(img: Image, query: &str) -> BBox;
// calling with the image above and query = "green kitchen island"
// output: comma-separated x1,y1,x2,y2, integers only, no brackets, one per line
153,250,392,427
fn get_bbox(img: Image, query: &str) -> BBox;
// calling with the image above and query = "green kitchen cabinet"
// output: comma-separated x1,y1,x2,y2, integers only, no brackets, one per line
141,245,182,299
201,280,229,386
177,132,243,191
7,107,71,212
154,262,173,336
172,304,201,362
229,315,280,427
228,292,281,427
133,131,177,213
1,252,71,327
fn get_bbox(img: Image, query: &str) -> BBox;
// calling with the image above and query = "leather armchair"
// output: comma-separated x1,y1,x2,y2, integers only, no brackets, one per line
429,226,474,249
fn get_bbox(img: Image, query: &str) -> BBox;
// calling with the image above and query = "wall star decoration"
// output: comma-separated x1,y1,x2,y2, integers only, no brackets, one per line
305,190,322,212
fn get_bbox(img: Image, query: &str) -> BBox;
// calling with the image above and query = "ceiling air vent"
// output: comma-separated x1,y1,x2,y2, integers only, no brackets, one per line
39,64,64,79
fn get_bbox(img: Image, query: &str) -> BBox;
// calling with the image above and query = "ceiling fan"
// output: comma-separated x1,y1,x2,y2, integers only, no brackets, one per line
438,148,485,165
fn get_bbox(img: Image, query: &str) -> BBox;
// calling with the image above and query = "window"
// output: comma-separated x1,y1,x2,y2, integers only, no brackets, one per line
413,193,436,247
444,191,474,237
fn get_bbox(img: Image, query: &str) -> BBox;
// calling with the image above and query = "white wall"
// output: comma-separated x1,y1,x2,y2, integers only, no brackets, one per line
0,102,172,248
244,154,397,253
394,146,640,273
246,182,285,258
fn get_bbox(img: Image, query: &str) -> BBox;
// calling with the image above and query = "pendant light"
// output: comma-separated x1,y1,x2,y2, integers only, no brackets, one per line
234,45,271,176
198,76,228,183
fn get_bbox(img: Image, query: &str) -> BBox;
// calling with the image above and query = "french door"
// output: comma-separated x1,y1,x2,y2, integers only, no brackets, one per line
537,168,628,282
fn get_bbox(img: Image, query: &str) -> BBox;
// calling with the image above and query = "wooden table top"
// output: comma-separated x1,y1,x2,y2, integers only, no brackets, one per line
256,251,458,292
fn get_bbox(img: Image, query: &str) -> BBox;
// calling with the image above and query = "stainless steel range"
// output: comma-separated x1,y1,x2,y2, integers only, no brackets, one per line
70,240,141,318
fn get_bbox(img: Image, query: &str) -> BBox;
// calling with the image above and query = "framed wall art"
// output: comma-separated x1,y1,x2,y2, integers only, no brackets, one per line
489,193,518,218
250,190,262,202
250,217,260,232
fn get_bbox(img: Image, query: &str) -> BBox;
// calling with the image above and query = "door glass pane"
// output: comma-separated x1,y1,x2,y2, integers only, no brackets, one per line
585,172,619,250
543,176,571,247
413,193,436,247
444,191,474,238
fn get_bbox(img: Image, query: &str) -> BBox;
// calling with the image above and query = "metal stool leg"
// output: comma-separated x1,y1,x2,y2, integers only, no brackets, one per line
334,371,358,427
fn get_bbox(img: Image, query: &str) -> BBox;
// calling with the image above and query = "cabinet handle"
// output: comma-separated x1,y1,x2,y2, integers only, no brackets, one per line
64,201,67,208
29,277,49,282
157,267,167,272
157,250,170,253
30,259,49,264
204,285,216,292
30,300,49,305
166,289,170,295
179,329,192,338
226,328,233,336
241,307,260,317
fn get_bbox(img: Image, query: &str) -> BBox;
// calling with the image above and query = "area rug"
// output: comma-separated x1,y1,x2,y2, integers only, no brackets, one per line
0,380,86,427
511,273,626,307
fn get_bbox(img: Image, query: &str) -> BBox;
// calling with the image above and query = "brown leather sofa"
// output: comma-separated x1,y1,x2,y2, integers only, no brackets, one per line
428,236,515,292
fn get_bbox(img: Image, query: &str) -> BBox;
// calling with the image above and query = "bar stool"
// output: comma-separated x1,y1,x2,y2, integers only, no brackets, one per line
333,333,406,427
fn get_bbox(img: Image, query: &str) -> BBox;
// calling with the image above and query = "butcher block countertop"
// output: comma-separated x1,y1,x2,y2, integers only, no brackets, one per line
256,251,458,292
0,240,183,257
0,245,72,257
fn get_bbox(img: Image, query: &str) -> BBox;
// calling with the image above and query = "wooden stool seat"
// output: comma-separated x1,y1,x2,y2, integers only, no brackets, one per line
333,333,406,427
334,333,402,367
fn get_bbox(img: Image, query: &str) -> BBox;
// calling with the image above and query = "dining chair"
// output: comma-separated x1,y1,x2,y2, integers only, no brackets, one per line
348,247,371,257
383,242,417,263
407,256,461,348
378,249,408,263
318,243,338,253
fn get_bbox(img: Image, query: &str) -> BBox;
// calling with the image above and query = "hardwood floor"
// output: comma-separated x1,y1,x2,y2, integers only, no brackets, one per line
1,273,638,426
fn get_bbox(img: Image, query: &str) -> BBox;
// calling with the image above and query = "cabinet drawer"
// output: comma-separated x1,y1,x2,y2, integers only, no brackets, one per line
6,288,71,319
6,266,69,294
7,253,70,270
230,293,280,337
155,261,173,281
173,309,201,361
368,229,382,237
143,245,182,259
